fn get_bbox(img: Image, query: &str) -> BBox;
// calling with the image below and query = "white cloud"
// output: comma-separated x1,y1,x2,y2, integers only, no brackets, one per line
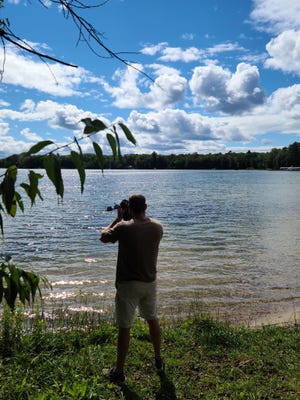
0,99,106,132
0,99,114,156
251,0,300,34
159,47,203,62
100,65,187,110
21,128,43,141
1,45,89,97
189,63,265,114
207,42,245,55
141,42,245,64
181,33,195,41
0,122,9,136
0,100,10,107
0,133,35,155
124,83,300,153
141,42,169,56
127,108,246,148
265,30,300,75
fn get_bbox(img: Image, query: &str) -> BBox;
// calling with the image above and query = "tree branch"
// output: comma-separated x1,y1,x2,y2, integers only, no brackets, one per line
4,1,155,83
0,29,78,68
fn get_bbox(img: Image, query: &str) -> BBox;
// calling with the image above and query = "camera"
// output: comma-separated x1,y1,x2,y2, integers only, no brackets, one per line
106,199,131,221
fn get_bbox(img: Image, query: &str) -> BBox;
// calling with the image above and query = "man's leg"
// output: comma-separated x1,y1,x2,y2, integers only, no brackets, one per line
115,327,131,373
147,319,161,360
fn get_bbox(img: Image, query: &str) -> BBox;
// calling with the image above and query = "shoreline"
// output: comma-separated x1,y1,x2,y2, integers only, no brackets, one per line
158,299,300,328
208,303,300,328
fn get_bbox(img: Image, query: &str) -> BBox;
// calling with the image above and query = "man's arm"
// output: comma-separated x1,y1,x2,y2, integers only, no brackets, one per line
100,207,124,243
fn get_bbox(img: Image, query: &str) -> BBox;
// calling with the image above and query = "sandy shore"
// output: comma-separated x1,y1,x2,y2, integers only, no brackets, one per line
211,303,300,328
160,299,300,328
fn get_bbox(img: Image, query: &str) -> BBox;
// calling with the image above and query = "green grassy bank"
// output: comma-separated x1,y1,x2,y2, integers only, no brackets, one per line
0,309,299,400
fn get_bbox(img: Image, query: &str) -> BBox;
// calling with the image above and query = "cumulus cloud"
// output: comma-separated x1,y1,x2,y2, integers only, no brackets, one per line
0,122,10,136
100,65,187,110
0,99,107,132
159,47,203,62
124,83,300,153
189,63,265,114
207,43,245,55
21,128,43,141
250,0,300,34
141,42,244,63
265,30,300,75
1,45,89,96
141,42,169,56
127,109,248,147
250,1,300,76
0,99,114,156
0,100,10,107
0,136,34,155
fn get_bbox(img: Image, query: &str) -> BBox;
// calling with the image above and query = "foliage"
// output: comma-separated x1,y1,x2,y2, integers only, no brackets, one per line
0,118,135,235
0,119,135,311
0,255,51,312
0,311,299,399
3,141,300,172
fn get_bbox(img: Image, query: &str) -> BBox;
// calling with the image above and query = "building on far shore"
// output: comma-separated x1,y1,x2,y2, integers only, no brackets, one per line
280,166,300,171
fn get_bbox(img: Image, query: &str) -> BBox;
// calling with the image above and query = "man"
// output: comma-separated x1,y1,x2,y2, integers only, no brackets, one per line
100,194,164,385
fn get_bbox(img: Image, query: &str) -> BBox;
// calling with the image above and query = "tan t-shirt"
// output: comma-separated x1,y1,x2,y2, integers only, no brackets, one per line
106,218,163,283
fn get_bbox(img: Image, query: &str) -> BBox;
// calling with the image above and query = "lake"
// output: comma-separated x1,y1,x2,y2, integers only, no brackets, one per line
2,169,300,325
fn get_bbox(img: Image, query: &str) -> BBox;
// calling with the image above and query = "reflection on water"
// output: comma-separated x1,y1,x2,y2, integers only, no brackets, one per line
2,169,300,324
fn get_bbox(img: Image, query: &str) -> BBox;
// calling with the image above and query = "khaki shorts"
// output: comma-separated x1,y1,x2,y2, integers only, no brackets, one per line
115,280,157,328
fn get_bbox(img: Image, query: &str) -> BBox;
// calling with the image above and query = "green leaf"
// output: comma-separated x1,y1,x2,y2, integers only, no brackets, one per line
43,155,64,198
20,183,30,197
14,191,24,213
4,267,18,311
22,270,39,300
0,166,20,216
74,137,83,158
6,165,18,182
106,133,117,158
92,142,104,172
70,151,85,193
20,170,44,206
26,140,54,156
0,212,3,236
113,126,121,158
119,122,136,145
1,173,15,215
81,118,107,134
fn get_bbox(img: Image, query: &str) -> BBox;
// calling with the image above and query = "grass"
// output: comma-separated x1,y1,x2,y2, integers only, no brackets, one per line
0,307,299,399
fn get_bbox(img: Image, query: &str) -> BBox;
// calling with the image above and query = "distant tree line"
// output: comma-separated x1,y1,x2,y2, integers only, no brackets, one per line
1,142,300,170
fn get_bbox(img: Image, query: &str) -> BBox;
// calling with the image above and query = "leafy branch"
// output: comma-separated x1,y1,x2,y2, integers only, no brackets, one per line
0,118,135,312
0,255,51,312
0,118,136,234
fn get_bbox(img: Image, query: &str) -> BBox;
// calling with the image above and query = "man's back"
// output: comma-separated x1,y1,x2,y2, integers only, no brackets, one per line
110,217,163,282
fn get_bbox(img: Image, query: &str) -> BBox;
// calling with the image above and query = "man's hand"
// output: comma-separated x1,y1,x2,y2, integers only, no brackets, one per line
117,206,125,220
100,209,123,243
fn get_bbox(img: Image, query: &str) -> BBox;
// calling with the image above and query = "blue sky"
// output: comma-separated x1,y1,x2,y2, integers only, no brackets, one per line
1,0,300,158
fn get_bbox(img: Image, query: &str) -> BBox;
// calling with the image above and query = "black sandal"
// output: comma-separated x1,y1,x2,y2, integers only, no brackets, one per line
109,368,125,385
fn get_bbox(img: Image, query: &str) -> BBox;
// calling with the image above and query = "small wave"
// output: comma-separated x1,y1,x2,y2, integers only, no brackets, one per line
68,306,105,313
48,291,76,299
52,279,107,286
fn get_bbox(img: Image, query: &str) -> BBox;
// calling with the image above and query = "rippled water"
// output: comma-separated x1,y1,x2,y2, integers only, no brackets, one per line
2,169,300,324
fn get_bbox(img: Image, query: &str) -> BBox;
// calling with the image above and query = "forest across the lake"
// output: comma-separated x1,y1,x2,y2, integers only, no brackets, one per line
1,142,300,171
